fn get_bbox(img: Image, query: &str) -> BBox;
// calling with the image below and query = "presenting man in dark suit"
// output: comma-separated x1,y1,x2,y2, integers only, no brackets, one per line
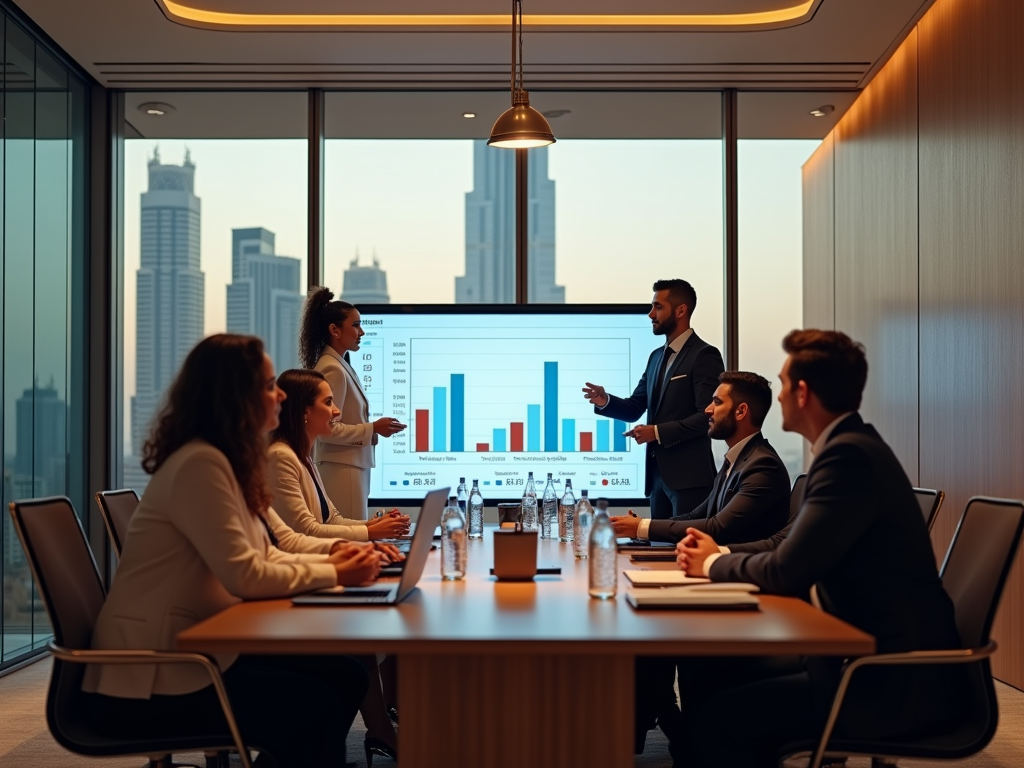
610,371,790,546
673,330,963,768
583,279,724,520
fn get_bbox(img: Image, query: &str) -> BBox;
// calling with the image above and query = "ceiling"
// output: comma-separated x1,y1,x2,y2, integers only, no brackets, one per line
20,0,936,138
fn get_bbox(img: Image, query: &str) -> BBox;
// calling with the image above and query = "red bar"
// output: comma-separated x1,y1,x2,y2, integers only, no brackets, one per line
476,443,490,452
579,432,594,452
510,422,524,452
415,410,429,452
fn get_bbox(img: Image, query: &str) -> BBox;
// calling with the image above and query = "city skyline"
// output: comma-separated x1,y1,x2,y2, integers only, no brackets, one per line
341,252,390,304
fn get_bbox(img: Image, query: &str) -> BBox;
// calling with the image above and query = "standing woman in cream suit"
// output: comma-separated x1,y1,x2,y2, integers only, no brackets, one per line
299,287,406,519
82,334,381,768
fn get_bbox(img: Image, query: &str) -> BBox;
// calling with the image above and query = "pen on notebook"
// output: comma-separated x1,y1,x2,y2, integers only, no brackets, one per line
628,510,637,518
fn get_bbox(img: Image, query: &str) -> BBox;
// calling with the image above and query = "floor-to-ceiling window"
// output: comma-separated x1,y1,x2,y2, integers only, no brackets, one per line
738,137,822,479
1,11,88,669
119,92,307,493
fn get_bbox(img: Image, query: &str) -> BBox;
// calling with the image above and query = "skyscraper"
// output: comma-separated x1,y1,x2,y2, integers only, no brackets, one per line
456,141,564,304
341,253,390,304
128,149,205,489
14,379,66,497
226,227,302,375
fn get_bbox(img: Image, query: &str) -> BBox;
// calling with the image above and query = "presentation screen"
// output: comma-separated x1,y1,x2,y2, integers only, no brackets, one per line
355,304,656,503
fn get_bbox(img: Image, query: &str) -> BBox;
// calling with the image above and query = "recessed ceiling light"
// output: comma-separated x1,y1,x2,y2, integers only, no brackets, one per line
809,105,835,117
138,102,176,116
462,112,477,119
542,109,572,119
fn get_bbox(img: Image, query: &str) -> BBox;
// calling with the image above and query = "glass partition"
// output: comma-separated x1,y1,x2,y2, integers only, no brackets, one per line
1,12,88,668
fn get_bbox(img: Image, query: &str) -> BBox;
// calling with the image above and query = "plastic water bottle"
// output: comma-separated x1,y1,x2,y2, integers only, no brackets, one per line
588,506,617,599
440,495,467,580
541,473,557,540
456,477,468,516
468,479,484,539
558,479,576,543
573,490,594,559
521,472,539,531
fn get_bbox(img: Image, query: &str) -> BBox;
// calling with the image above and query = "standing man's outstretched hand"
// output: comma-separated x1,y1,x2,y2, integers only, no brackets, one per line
582,382,609,408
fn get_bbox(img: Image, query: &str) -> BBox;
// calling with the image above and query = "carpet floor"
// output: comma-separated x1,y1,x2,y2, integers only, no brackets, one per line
2,656,1022,767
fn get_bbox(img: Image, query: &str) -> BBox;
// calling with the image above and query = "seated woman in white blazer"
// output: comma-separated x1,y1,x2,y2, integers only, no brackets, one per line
268,368,410,542
299,287,407,519
82,334,381,768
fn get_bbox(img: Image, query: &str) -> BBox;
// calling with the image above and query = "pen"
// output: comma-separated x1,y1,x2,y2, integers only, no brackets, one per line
628,510,637,518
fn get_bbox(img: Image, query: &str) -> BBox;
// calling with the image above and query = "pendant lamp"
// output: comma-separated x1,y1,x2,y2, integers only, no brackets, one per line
487,0,556,149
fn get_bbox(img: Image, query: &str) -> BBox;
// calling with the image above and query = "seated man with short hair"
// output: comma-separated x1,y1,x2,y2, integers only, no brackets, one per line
672,329,963,768
612,370,790,547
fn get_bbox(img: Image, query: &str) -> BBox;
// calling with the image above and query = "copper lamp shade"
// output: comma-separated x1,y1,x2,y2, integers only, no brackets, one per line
488,91,555,148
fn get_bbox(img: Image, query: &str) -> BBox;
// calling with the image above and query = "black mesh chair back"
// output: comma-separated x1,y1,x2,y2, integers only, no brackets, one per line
939,496,1024,649
95,489,141,560
8,496,248,766
789,473,808,519
912,488,944,533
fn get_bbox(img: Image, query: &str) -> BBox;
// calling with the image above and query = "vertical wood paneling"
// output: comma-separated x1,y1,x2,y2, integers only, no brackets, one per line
834,31,920,483
918,0,1024,689
802,134,834,331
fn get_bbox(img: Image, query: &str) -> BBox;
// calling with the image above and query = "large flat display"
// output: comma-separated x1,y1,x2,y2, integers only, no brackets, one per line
355,305,655,502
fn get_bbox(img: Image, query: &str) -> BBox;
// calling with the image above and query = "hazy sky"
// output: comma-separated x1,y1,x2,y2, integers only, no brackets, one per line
123,138,819,470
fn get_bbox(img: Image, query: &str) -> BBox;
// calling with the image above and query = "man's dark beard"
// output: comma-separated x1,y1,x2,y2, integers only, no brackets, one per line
654,313,677,336
708,411,737,441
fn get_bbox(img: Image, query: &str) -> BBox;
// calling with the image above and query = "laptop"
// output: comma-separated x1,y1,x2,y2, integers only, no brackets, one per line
292,487,449,606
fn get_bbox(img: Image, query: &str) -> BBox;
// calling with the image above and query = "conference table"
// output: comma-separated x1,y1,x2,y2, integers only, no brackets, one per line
178,531,874,768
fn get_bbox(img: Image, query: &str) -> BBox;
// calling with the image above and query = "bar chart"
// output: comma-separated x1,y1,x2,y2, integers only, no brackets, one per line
409,337,634,454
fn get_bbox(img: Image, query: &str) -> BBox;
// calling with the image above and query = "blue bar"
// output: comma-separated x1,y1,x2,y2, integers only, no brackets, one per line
562,418,576,452
544,362,558,451
493,428,507,452
527,404,541,452
596,421,610,452
433,387,447,451
450,374,465,452
613,420,628,452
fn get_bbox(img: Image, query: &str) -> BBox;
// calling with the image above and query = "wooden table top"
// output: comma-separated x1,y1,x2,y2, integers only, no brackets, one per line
178,532,875,657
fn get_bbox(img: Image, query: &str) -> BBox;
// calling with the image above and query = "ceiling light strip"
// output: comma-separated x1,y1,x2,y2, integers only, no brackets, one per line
159,0,818,28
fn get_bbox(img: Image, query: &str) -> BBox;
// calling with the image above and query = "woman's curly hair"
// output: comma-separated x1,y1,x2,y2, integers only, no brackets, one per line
299,286,355,368
142,334,273,515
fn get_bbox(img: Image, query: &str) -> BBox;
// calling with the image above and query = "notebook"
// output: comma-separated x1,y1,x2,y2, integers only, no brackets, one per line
623,570,711,587
292,487,449,606
626,585,760,610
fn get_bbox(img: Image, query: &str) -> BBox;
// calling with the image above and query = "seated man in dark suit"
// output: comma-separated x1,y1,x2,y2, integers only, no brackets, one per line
623,371,791,753
672,329,963,768
611,371,790,546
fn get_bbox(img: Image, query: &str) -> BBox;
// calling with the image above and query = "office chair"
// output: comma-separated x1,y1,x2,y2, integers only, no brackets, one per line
7,496,251,768
783,495,1024,768
912,487,944,533
95,488,140,560
790,473,808,519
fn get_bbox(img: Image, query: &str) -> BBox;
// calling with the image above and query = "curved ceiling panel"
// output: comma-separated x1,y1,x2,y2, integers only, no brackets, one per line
155,0,822,31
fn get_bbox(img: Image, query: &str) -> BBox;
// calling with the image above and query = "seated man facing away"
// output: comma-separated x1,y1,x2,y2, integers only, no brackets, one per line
672,329,963,768
611,370,790,546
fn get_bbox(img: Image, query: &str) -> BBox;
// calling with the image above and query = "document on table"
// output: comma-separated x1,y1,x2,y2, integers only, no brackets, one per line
623,570,712,587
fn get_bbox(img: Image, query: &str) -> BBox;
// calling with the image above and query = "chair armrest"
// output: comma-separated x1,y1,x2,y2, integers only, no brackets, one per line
49,642,251,768
807,641,997,768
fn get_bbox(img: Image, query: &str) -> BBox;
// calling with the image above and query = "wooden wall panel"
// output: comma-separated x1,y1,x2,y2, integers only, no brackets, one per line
918,0,1024,689
802,134,834,332
834,31,920,483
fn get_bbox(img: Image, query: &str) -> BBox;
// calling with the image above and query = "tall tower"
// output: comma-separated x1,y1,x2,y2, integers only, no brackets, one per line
226,227,302,375
341,252,390,304
131,149,205,464
456,141,564,303
15,379,66,496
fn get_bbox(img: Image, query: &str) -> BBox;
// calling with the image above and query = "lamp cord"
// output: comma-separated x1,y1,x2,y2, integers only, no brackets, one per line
510,0,524,100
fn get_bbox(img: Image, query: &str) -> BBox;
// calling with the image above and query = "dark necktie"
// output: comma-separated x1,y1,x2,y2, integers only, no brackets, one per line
653,346,673,408
710,458,732,516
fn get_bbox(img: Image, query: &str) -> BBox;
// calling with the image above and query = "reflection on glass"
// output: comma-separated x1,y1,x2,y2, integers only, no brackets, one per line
738,140,822,480
121,140,308,494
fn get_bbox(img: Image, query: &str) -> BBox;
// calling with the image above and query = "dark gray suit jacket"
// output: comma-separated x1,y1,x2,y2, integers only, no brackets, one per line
647,433,790,546
597,331,724,495
709,414,963,737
